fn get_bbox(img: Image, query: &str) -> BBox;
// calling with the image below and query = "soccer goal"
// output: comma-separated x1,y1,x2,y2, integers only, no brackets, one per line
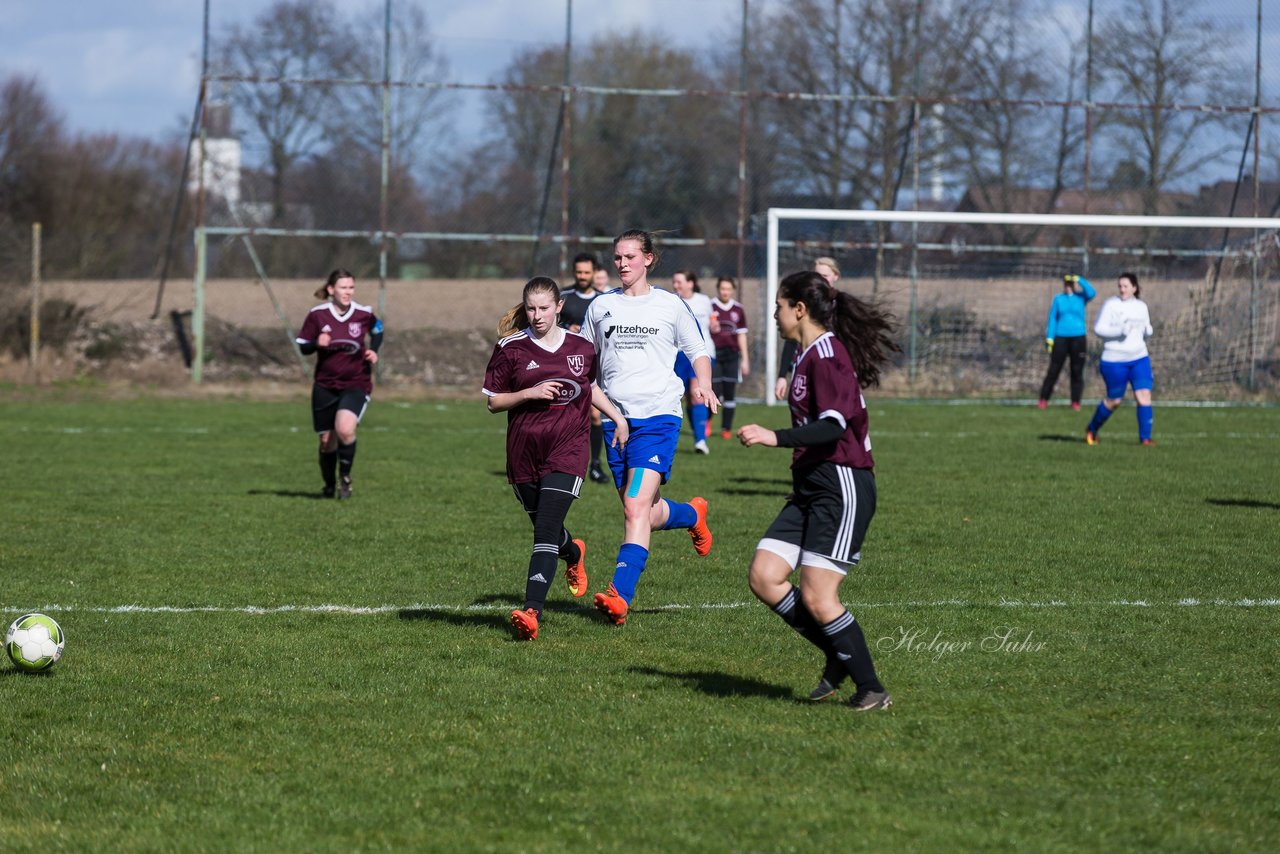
763,208,1280,402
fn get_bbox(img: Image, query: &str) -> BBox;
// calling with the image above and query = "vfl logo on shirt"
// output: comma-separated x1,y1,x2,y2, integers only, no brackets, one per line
566,354,586,376
792,375,807,400
348,322,363,337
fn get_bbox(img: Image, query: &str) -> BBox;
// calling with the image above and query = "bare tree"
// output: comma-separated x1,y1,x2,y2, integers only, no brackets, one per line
216,0,345,225
1094,0,1248,215
0,75,64,276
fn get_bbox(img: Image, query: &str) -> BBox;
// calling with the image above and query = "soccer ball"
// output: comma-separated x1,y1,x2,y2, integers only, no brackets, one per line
5,613,65,673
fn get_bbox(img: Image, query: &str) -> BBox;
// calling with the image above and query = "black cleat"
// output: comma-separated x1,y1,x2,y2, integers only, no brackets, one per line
589,463,608,484
809,656,847,701
322,484,336,499
849,688,893,712
338,474,352,500
808,678,839,702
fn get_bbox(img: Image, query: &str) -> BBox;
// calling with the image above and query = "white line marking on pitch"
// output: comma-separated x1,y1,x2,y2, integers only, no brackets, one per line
7,599,1279,616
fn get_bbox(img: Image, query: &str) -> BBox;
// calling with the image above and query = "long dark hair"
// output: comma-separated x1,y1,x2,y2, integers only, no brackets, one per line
778,270,899,387
314,268,355,300
497,276,561,336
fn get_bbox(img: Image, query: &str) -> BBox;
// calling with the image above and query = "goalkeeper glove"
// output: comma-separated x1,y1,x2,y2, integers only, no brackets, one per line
1046,338,1054,353
1063,274,1078,285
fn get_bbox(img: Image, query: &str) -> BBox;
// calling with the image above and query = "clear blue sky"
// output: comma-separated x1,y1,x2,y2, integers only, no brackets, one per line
2,0,1271,144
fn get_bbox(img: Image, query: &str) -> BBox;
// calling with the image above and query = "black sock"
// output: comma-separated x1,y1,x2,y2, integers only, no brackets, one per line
524,482,577,614
337,441,356,477
771,585,833,656
319,449,338,489
722,394,737,431
557,529,581,565
822,611,883,692
589,424,603,467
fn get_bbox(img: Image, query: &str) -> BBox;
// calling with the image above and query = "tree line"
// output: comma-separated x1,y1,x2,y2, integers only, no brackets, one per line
0,0,1267,282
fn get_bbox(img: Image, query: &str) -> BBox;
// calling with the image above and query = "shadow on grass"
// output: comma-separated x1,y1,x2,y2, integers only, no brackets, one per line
719,487,789,498
1037,434,1084,443
629,665,795,702
247,489,330,500
396,607,510,633
1206,497,1280,510
0,668,57,678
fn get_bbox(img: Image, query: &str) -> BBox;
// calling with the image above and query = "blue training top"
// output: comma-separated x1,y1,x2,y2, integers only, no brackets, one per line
1045,277,1097,339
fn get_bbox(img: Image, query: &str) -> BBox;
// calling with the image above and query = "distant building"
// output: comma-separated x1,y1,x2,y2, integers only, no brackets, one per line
188,101,241,207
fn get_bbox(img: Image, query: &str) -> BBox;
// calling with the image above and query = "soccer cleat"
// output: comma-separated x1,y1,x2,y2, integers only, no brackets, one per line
510,607,539,640
593,584,629,625
565,539,588,597
1085,430,1098,446
694,439,710,455
809,678,839,702
338,474,353,499
721,430,732,440
1141,439,1155,446
1071,402,1082,411
705,422,713,439
589,462,608,484
849,688,893,712
322,484,336,499
1037,399,1048,410
688,496,712,556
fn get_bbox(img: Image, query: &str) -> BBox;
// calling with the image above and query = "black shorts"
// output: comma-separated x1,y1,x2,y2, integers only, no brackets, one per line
714,349,741,384
511,472,583,513
312,385,370,434
759,463,876,573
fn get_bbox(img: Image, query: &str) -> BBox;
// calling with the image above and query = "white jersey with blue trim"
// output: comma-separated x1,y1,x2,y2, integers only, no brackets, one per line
582,286,708,420
1094,296,1152,362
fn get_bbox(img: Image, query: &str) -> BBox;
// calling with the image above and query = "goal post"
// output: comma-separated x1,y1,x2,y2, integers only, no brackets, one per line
764,208,1280,403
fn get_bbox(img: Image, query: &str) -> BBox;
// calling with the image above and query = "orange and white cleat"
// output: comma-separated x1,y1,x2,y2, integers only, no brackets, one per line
510,607,540,640
1085,430,1098,446
564,538,588,597
593,584,629,626
688,496,712,556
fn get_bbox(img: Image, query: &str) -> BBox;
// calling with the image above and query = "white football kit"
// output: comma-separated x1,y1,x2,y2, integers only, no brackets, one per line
1094,296,1152,362
582,287,708,419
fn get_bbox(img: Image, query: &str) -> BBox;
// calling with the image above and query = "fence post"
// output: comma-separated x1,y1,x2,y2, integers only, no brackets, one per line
193,226,207,383
29,222,42,380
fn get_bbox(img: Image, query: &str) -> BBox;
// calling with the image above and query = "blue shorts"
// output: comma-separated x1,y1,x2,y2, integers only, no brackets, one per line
1099,356,1153,399
602,415,681,490
673,352,713,385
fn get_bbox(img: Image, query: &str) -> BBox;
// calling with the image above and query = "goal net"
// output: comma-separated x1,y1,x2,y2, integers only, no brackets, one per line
763,209,1280,403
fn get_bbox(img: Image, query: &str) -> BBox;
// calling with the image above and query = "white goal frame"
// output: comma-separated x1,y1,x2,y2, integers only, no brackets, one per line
764,208,1280,403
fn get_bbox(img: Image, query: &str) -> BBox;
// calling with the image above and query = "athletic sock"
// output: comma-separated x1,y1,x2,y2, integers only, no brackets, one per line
822,611,884,692
611,543,649,603
589,424,603,466
722,397,737,431
690,403,709,443
557,529,581,565
337,440,357,477
771,585,833,655
523,544,558,617
319,449,338,489
660,499,697,530
1087,402,1114,434
1137,404,1153,441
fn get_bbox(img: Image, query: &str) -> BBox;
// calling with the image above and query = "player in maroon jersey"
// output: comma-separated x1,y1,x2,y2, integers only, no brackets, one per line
484,277,629,641
710,275,750,439
295,269,383,499
738,269,900,712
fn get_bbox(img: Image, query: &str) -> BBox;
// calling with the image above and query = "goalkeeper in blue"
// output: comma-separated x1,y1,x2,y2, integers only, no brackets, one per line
1085,273,1155,445
1038,274,1096,410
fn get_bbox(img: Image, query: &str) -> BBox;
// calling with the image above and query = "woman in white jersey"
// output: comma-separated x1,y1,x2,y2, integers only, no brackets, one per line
671,269,718,454
580,229,719,626
1084,272,1155,445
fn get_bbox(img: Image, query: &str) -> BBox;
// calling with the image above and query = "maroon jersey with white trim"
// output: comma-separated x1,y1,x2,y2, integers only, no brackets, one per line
711,299,748,352
787,331,874,470
296,301,378,394
483,330,598,484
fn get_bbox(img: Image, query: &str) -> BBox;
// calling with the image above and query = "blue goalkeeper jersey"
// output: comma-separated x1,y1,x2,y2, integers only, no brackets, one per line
1045,277,1097,339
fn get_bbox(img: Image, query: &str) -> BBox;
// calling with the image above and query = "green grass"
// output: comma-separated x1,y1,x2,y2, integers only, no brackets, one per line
2,395,1278,851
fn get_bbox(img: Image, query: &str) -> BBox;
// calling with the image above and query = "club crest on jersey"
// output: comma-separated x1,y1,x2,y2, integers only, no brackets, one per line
566,354,585,376
792,375,808,400
348,322,362,337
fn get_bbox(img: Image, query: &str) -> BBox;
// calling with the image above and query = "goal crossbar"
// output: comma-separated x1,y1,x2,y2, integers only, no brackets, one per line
764,208,1280,403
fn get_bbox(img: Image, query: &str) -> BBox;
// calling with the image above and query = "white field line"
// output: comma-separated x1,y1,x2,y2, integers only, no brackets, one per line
6,598,1279,617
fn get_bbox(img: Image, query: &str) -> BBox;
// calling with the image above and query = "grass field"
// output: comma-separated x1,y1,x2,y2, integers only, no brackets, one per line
2,392,1279,850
